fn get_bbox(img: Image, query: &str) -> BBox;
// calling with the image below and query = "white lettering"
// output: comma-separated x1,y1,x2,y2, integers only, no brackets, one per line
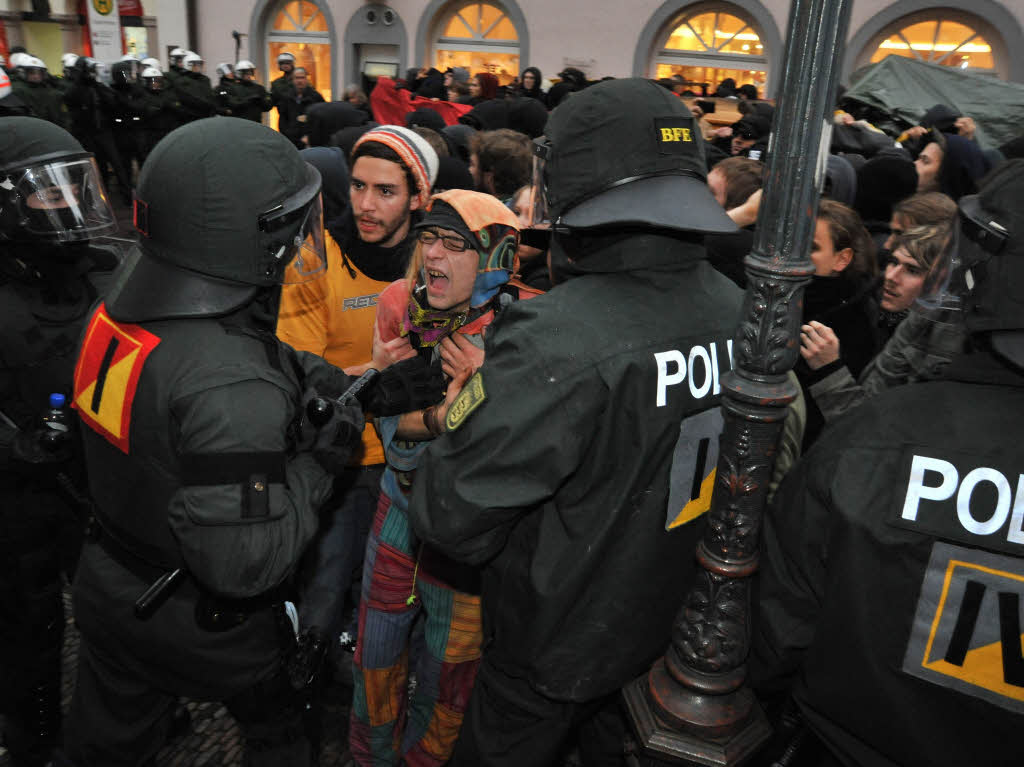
1009,475,1024,544
957,467,1012,536
688,345,713,399
710,342,721,395
902,455,958,521
655,350,686,407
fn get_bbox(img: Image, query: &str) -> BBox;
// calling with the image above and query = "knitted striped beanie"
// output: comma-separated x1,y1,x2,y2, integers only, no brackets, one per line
352,126,439,207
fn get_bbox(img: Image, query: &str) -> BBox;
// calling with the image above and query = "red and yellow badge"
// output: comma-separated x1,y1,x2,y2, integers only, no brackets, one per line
72,303,160,453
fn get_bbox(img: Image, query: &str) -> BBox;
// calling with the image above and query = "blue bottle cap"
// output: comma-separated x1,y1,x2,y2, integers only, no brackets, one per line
49,392,66,408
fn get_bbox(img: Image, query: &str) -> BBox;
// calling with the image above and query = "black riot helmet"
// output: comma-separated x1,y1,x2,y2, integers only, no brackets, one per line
106,117,326,323
534,78,735,235
955,159,1024,364
0,116,117,244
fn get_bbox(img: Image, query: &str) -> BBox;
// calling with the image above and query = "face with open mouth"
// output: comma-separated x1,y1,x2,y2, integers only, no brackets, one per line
420,227,479,313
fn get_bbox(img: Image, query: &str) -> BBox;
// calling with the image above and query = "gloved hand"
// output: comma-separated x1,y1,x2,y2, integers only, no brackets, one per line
301,396,364,474
366,356,445,416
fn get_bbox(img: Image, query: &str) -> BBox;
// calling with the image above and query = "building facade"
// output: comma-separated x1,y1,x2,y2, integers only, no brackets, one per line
3,0,1022,102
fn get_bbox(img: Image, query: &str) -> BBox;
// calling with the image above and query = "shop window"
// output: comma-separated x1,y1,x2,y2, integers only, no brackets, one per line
267,0,332,130
654,5,767,97
870,17,994,72
434,2,520,86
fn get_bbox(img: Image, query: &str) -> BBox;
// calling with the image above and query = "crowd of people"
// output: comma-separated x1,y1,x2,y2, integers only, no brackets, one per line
2,39,1024,767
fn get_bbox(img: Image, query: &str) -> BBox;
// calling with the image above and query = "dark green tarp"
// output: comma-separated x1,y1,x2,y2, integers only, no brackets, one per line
842,55,1024,149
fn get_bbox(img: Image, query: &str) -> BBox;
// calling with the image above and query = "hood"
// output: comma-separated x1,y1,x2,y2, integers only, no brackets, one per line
824,154,857,207
305,101,369,147
550,230,706,283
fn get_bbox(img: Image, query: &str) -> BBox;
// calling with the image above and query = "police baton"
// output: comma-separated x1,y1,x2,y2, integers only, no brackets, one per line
305,369,380,427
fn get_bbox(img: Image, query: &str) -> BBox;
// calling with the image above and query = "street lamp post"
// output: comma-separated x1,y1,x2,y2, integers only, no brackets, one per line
624,0,852,763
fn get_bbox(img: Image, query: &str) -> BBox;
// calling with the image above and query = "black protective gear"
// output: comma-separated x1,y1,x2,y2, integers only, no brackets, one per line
366,355,446,416
958,159,1024,350
107,118,325,322
306,399,364,475
0,117,117,244
540,79,735,235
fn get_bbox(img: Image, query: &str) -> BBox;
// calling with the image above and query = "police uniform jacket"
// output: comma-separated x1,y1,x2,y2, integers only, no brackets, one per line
751,347,1024,767
408,233,744,701
71,300,354,697
224,78,272,122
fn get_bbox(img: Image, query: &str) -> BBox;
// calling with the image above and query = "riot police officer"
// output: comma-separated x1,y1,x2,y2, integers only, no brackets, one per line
0,116,121,767
64,116,441,766
230,59,273,122
407,78,744,765
751,159,1024,767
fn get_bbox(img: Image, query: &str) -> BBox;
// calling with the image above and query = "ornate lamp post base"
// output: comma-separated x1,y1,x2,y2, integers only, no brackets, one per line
624,665,771,766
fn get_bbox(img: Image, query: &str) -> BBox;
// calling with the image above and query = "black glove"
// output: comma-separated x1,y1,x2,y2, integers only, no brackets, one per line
303,398,364,474
366,356,445,416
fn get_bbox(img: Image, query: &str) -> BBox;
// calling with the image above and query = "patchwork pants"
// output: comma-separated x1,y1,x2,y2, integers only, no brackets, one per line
350,483,482,766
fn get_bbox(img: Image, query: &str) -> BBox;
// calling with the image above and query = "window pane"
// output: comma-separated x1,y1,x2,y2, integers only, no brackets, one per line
444,11,475,38
655,62,765,100
479,4,503,34
873,18,993,70
274,2,302,31
665,22,703,51
435,48,519,86
687,13,717,50
714,13,756,50
302,5,328,33
485,16,517,41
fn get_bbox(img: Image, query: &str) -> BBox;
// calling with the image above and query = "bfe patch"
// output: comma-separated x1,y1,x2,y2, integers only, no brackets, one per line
903,541,1024,713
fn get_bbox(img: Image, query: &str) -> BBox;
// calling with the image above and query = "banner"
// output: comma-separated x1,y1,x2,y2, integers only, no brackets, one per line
86,0,123,63
370,77,473,127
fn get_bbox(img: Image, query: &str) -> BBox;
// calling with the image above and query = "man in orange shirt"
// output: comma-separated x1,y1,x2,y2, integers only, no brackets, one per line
277,126,439,683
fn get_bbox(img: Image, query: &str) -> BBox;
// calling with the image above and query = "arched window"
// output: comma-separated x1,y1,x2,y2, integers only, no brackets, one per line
654,4,768,97
267,0,332,101
870,16,994,73
433,2,520,86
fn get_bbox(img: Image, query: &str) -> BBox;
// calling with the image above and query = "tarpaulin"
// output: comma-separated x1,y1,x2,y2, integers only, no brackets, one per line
370,76,472,127
842,55,1024,149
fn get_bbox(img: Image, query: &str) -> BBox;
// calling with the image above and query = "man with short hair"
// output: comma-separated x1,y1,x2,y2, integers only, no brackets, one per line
278,67,325,149
468,128,532,203
277,125,439,687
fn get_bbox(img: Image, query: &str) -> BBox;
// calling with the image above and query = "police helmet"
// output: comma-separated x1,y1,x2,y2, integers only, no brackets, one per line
106,118,326,322
61,53,80,74
277,52,295,70
169,47,187,67
0,117,117,244
954,159,1024,364
141,57,160,71
183,52,204,73
110,59,140,87
235,60,256,79
142,67,163,90
538,78,735,235
215,62,233,78
120,53,141,62
21,56,47,81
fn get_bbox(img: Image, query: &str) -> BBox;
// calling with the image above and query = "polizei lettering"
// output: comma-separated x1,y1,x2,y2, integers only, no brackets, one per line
654,340,734,406
900,454,1024,549
342,293,379,311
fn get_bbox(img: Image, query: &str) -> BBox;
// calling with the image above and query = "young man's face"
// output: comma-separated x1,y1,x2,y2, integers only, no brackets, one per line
915,142,943,193
707,168,728,208
349,156,420,248
421,227,477,312
522,72,536,90
292,70,308,92
881,245,927,312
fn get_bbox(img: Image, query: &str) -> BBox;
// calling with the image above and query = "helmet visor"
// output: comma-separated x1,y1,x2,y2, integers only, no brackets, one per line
527,136,551,228
6,156,117,242
259,191,327,284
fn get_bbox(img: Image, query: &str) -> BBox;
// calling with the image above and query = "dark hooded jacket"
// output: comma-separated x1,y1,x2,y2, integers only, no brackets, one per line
458,97,547,138
515,66,546,106
298,147,350,245
304,101,368,147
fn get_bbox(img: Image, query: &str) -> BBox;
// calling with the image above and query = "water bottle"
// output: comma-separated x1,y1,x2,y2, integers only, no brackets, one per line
40,392,72,453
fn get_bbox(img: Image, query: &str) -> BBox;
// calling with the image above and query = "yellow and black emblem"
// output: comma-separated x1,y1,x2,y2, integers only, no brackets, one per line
93,0,114,15
446,372,486,431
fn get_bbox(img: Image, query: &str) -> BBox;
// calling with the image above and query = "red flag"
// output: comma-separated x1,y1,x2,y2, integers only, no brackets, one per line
370,76,473,127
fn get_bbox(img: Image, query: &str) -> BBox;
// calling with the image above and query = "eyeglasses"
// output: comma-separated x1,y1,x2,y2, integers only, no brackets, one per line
417,229,473,252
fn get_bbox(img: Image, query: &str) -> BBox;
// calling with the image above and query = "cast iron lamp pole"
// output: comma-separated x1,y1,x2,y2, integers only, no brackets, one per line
624,0,852,763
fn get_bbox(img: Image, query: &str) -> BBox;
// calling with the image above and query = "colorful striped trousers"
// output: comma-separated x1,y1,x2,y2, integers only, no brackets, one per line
349,477,483,766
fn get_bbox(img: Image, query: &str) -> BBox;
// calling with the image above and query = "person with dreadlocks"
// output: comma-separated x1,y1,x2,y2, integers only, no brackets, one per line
349,188,542,766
